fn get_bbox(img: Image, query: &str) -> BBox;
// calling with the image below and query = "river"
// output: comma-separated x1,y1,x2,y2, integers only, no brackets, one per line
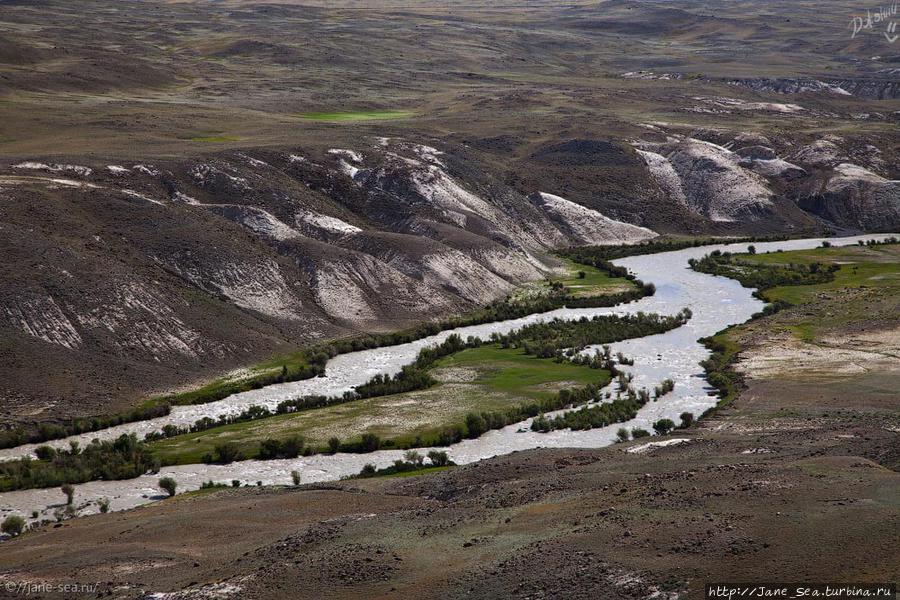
0,234,894,522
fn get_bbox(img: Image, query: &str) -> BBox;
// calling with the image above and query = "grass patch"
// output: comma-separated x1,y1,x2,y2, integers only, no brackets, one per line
554,258,635,297
150,345,610,465
744,244,900,307
297,110,413,121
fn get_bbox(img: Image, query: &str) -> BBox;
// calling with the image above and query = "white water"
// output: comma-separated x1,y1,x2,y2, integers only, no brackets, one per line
1,235,894,522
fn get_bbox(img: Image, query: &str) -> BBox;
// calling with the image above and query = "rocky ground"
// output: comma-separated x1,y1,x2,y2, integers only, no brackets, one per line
1,294,896,599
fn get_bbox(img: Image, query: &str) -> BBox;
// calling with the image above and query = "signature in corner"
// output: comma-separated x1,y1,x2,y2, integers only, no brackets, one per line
849,2,899,43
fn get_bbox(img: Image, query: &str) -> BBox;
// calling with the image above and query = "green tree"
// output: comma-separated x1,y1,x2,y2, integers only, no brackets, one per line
61,483,75,505
427,450,450,466
679,412,695,429
360,433,381,452
616,428,630,443
404,450,424,466
291,470,301,486
465,412,486,438
653,418,676,436
328,437,341,454
158,477,177,497
1,515,25,537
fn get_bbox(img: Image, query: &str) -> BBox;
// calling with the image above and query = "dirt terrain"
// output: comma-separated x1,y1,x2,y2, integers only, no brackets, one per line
1,301,896,599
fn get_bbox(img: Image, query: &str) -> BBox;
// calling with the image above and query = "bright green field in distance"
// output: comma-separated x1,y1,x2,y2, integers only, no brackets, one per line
297,110,414,121
150,345,612,465
743,244,900,306
511,258,635,302
555,258,635,297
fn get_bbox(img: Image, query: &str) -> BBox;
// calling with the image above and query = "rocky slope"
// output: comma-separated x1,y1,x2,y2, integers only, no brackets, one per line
0,139,662,424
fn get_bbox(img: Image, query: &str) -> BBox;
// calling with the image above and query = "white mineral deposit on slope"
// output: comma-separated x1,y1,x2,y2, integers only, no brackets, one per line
132,164,161,176
636,149,689,206
327,148,364,163
295,209,362,235
169,260,305,322
12,162,92,177
739,157,806,178
107,165,130,175
693,96,805,113
122,189,165,206
3,295,83,350
1,234,897,522
311,254,455,324
219,205,301,241
790,139,846,167
420,251,513,304
534,192,656,245
663,138,774,222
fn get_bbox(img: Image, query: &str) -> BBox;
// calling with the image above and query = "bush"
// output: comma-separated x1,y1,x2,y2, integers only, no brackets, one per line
360,433,381,452
328,437,341,454
465,413,486,438
616,428,630,443
98,498,110,513
200,480,227,489
427,450,450,466
291,470,301,486
61,483,74,505
402,450,422,466
679,412,695,429
653,419,676,436
232,480,241,487
34,445,56,461
257,436,304,460
158,477,177,497
631,428,650,439
207,443,242,464
2,515,25,537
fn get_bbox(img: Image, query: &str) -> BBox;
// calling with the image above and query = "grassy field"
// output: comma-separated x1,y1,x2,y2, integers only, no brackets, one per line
511,258,635,302
702,243,900,410
150,345,611,465
554,259,635,297
745,244,900,339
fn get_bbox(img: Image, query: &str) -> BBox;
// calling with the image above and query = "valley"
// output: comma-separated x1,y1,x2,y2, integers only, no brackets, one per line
0,0,898,597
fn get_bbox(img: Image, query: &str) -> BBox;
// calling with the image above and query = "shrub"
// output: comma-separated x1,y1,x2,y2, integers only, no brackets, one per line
360,433,381,452
404,450,424,466
653,419,676,436
98,498,110,513
209,443,242,464
200,480,227,489
328,437,341,454
158,477,177,497
2,515,25,537
465,412,486,438
291,470,301,486
679,412,695,429
360,464,376,476
34,445,56,461
61,483,75,505
427,450,450,466
232,480,241,487
616,428,630,443
631,428,650,439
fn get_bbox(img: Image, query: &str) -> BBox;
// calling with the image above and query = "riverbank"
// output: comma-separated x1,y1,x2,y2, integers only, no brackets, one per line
0,235,895,525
